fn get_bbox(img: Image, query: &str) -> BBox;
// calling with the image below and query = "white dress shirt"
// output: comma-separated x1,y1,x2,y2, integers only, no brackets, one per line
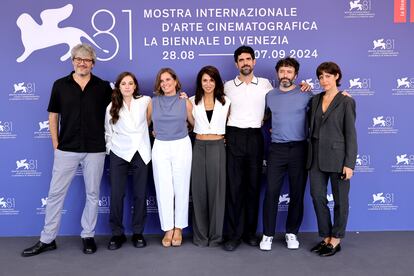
224,75,273,128
105,96,151,164
190,95,230,135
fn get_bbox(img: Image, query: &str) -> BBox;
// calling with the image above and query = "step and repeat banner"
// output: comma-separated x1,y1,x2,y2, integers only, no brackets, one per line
0,0,413,236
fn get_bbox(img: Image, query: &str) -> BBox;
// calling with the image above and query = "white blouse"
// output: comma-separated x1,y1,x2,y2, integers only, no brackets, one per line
190,95,230,135
105,96,151,164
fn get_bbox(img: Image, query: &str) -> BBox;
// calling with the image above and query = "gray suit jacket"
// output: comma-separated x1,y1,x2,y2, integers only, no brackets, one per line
306,92,357,172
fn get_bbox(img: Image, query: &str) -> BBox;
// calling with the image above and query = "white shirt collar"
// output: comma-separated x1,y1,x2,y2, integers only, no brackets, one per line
234,75,259,86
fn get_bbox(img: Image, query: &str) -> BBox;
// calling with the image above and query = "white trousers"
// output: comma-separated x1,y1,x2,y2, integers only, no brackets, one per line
152,136,192,231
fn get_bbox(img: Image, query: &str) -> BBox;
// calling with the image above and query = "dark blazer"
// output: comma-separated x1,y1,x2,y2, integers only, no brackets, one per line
306,92,357,172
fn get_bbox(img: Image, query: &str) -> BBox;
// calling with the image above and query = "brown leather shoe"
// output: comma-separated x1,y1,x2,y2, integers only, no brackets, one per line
162,230,173,247
172,228,182,247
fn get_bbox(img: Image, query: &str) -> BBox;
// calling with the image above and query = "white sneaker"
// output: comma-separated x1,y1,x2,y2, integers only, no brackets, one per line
259,235,273,251
285,233,299,249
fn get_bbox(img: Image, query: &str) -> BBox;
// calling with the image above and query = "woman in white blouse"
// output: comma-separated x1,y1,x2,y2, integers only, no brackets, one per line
104,72,151,250
190,66,231,246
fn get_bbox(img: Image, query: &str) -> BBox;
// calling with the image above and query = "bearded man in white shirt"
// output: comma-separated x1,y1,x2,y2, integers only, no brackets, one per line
222,45,273,251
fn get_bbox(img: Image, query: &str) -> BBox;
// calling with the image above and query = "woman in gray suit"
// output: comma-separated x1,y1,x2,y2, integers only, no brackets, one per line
307,62,357,257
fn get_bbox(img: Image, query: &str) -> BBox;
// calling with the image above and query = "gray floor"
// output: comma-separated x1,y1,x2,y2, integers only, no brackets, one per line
1,232,413,276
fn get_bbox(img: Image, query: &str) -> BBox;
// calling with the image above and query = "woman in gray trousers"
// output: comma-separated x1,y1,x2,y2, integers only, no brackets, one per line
189,66,230,247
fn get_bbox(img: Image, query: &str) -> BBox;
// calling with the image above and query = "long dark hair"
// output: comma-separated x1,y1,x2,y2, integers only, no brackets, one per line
194,66,226,106
110,72,141,124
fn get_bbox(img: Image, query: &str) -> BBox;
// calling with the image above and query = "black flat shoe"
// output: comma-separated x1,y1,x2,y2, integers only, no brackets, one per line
107,235,127,250
131,234,146,248
82,237,97,254
21,240,57,257
223,239,241,251
310,241,327,253
319,243,341,257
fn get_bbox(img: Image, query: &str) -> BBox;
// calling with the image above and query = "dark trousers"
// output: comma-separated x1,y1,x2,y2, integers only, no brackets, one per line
225,126,263,241
109,151,148,236
191,139,226,247
309,141,350,239
263,141,308,236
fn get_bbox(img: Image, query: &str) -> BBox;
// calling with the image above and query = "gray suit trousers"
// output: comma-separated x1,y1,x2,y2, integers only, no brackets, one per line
191,139,226,247
40,150,105,243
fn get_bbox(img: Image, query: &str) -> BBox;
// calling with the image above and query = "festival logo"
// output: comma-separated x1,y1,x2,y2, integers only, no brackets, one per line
16,4,108,63
9,81,39,101
344,0,375,19
34,120,51,139
392,77,414,96
368,192,398,211
98,196,110,214
391,153,414,172
0,121,17,139
327,193,334,211
347,77,374,96
146,195,158,214
302,78,323,93
368,115,398,134
11,158,42,177
368,38,399,57
278,193,290,212
354,154,375,173
0,196,19,216
16,4,132,62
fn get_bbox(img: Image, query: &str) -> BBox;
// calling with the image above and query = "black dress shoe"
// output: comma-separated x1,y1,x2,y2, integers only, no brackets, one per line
319,243,341,257
82,237,97,254
107,235,127,250
243,235,259,246
131,234,147,248
21,240,57,257
310,241,327,253
223,239,241,251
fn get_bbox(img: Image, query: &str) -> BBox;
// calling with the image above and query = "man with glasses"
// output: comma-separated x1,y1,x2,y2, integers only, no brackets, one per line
22,43,112,256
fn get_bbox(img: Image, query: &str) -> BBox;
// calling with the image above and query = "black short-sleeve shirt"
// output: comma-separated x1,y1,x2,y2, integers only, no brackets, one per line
47,72,112,152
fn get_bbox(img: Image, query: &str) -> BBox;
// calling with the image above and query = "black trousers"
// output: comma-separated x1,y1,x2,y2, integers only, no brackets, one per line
263,141,308,236
109,151,148,236
225,126,263,241
309,140,350,239
191,139,226,247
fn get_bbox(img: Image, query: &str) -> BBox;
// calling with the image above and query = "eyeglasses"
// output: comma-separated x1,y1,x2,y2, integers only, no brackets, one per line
73,57,93,64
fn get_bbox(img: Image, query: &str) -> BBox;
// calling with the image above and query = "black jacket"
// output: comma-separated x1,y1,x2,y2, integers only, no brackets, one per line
306,92,357,172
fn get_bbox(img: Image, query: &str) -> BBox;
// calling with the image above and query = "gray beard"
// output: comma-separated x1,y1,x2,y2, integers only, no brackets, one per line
279,78,294,88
